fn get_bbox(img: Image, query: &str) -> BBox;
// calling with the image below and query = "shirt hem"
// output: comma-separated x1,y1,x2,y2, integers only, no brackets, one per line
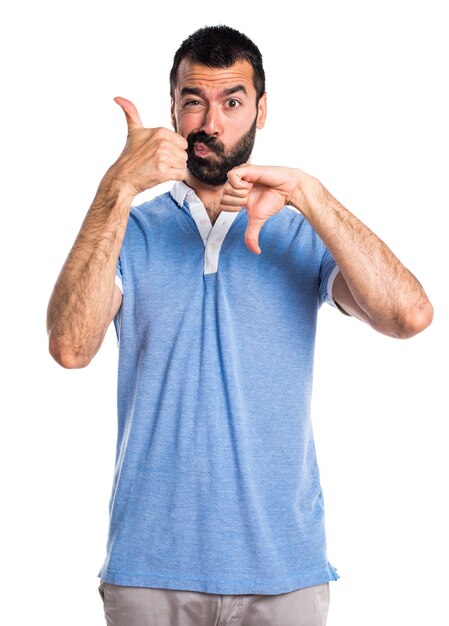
97,566,340,595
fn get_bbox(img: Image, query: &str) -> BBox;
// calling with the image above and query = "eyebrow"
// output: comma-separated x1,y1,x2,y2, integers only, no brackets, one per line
180,84,248,99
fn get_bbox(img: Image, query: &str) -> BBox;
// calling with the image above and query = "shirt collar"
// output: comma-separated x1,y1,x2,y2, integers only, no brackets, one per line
170,181,199,208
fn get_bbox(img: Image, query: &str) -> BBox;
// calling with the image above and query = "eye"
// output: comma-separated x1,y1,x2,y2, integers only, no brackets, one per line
183,100,203,108
226,99,240,109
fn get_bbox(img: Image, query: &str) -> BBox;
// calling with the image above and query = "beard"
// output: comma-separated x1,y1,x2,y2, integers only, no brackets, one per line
184,116,258,186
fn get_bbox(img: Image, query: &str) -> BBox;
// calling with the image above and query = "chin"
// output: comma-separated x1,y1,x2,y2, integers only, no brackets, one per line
187,165,228,187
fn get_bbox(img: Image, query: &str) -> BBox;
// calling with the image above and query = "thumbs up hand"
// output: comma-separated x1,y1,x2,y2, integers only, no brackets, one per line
110,97,188,197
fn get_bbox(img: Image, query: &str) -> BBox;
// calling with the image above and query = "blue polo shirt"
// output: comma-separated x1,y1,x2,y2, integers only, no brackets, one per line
98,181,341,594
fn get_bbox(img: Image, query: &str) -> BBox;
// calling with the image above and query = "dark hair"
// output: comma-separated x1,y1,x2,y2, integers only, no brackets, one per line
169,25,266,103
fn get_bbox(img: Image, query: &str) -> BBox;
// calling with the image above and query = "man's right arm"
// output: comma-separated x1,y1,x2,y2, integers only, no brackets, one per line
46,97,188,368
46,172,132,368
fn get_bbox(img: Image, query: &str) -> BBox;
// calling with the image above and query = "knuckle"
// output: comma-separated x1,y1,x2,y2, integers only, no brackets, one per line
159,127,173,139
158,137,177,153
162,138,174,151
152,127,168,141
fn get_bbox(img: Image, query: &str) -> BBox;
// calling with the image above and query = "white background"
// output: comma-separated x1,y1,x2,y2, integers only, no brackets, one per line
1,0,448,624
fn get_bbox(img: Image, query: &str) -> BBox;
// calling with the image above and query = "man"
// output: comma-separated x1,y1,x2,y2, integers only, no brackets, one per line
46,25,433,626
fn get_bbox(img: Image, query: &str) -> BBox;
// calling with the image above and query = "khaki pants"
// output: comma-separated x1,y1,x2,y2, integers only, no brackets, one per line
98,580,330,626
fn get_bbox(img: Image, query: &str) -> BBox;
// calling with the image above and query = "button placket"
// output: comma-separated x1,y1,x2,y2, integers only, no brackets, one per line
171,182,241,275
204,215,236,274
188,196,212,245
186,191,239,275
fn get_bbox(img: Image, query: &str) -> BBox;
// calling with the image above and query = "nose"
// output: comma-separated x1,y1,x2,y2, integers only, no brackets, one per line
201,104,222,136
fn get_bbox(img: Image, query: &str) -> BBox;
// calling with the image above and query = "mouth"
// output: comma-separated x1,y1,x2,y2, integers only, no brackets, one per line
194,142,214,158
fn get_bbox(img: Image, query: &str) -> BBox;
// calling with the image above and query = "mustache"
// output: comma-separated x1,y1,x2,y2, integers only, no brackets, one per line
187,131,225,156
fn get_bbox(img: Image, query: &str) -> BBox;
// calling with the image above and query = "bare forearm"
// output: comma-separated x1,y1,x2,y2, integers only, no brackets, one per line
47,170,132,367
293,179,433,336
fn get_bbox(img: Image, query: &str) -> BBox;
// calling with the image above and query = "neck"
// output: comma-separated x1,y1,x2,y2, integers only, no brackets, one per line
183,172,225,210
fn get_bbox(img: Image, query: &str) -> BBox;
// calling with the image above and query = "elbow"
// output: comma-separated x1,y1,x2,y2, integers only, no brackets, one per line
53,352,92,369
48,336,93,369
395,300,434,339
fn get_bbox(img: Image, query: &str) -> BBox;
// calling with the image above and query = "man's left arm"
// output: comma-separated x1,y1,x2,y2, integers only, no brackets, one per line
292,176,433,338
220,165,434,339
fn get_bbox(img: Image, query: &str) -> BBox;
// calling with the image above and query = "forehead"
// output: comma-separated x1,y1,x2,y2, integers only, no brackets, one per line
175,58,256,95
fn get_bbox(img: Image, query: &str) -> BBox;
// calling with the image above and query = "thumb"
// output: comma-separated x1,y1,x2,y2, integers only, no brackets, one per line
114,96,144,133
245,215,265,255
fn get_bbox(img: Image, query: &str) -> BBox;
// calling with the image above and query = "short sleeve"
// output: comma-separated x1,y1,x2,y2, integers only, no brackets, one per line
319,248,340,308
115,255,123,294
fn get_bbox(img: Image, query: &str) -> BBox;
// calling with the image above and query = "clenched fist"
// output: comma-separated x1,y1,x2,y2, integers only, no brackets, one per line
110,97,188,197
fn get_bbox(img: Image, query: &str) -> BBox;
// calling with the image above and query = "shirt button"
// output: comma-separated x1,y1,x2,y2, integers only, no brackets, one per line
210,242,218,250
200,218,208,225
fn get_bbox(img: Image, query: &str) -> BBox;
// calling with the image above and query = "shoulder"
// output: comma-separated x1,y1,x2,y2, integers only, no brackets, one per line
129,191,173,220
275,205,326,251
126,191,175,231
121,191,174,249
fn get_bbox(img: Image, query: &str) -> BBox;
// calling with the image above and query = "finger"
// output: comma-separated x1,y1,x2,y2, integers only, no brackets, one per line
172,155,188,169
245,216,265,255
227,168,254,191
222,171,252,202
222,185,250,200
170,166,188,181
151,126,188,151
165,150,189,168
174,144,189,161
219,180,252,212
173,131,189,151
219,197,247,212
114,96,144,133
228,164,265,185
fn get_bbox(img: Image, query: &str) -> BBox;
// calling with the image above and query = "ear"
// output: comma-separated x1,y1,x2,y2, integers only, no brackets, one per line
256,92,267,129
